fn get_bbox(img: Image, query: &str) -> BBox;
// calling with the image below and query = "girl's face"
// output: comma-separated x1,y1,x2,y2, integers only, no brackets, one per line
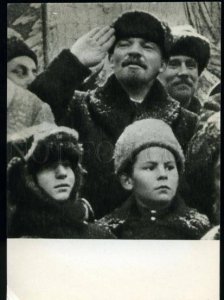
36,160,75,201
125,147,179,209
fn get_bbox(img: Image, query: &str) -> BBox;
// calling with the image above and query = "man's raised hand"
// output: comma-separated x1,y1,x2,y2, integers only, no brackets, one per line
71,26,115,68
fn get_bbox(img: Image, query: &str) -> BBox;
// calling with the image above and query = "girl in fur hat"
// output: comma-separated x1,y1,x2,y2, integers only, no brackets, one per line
7,126,114,239
98,119,210,239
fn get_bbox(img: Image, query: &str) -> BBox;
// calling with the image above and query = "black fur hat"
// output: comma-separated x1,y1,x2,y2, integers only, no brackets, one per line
169,25,210,75
8,126,85,202
7,27,38,66
109,10,173,59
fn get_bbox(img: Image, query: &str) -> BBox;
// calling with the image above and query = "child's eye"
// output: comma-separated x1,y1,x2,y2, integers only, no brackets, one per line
165,165,175,171
143,165,155,171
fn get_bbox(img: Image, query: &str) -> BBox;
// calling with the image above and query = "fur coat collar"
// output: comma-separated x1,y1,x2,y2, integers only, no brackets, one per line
88,75,181,142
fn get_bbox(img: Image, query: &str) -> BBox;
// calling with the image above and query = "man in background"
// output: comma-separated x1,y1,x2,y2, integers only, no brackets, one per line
159,25,210,115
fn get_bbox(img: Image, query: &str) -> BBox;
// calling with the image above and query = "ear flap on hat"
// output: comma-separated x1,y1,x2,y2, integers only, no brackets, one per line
7,157,25,201
119,174,134,191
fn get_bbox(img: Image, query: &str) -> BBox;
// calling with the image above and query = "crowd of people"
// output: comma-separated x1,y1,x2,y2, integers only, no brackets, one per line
7,10,220,239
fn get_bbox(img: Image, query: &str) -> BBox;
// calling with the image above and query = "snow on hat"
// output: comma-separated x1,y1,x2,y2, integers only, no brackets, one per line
109,10,173,59
7,27,38,66
169,25,210,75
25,126,83,172
114,119,185,175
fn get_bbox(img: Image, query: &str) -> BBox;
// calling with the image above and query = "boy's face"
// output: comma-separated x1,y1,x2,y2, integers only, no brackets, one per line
36,160,75,201
121,147,179,209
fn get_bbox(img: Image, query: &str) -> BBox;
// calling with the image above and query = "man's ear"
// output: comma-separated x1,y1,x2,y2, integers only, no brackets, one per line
159,60,167,74
119,174,133,191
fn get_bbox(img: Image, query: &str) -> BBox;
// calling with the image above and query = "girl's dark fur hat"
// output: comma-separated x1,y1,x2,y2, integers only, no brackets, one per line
7,28,38,66
25,126,83,174
109,10,173,59
170,25,210,75
8,126,85,200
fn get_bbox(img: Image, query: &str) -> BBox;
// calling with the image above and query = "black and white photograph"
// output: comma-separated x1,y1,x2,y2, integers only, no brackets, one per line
6,2,220,299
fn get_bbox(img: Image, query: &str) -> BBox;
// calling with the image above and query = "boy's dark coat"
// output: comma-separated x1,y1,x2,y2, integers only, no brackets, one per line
98,195,211,239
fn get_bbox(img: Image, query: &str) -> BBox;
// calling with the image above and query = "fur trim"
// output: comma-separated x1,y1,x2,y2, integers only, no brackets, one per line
109,10,172,59
88,75,180,143
25,126,81,161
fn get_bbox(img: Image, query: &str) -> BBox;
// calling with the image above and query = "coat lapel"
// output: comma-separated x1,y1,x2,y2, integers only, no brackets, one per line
89,74,181,142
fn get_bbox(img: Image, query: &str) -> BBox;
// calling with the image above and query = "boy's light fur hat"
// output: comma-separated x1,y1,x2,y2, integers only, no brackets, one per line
114,118,185,174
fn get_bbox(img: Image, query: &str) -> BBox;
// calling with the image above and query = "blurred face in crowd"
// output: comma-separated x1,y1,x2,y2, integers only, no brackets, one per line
120,147,179,210
159,55,199,107
36,160,75,202
7,56,37,89
110,37,166,87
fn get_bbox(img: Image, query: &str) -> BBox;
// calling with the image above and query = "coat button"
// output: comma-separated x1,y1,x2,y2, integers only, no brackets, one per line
150,210,157,214
150,216,156,221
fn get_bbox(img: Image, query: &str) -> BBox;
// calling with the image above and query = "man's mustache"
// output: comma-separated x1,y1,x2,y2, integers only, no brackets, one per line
174,78,193,87
122,57,147,69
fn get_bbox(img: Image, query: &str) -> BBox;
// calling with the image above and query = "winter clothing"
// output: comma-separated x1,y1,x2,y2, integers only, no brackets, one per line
29,49,199,218
170,25,210,75
7,79,55,137
7,127,115,239
97,194,210,239
109,10,173,59
209,81,220,97
187,95,202,115
185,112,220,223
7,28,38,66
201,225,220,240
199,81,220,123
114,119,185,175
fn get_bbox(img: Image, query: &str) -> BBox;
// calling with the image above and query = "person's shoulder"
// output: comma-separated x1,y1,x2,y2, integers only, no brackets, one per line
201,225,220,240
86,222,116,239
96,197,133,234
180,206,211,232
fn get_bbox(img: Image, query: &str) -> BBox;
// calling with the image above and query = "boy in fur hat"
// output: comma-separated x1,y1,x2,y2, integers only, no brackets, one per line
29,10,198,218
159,25,210,114
7,28,38,89
98,119,210,239
7,126,115,239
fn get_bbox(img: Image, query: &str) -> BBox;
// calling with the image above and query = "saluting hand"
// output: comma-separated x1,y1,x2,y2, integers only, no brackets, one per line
71,26,115,68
